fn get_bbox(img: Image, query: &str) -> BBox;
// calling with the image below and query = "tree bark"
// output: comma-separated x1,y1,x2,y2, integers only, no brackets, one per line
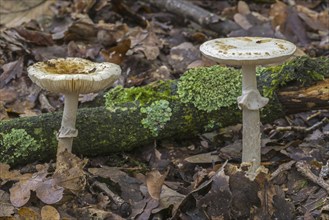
0,57,328,165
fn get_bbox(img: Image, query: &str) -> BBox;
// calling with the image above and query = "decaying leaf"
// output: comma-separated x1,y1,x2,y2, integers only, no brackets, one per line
54,151,88,193
197,168,232,219
151,185,185,215
0,0,55,28
146,169,168,200
0,57,24,88
0,190,15,217
9,164,49,207
131,24,163,60
35,178,64,205
17,207,40,220
41,205,60,220
0,163,32,183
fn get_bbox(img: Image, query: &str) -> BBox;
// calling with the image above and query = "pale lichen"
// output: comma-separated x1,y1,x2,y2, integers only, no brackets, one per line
177,65,242,112
140,100,172,137
0,129,41,164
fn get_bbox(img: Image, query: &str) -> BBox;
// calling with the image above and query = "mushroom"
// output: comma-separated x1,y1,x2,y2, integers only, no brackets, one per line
27,58,121,165
200,37,296,173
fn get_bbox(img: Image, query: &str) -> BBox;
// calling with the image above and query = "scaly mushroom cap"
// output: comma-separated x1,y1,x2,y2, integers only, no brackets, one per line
27,58,121,94
200,37,296,65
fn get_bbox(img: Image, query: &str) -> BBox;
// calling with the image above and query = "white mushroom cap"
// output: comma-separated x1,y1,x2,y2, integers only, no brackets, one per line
200,37,296,66
27,58,121,94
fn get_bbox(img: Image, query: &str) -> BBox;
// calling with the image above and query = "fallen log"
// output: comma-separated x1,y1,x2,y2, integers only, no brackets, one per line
0,56,328,165
145,0,239,35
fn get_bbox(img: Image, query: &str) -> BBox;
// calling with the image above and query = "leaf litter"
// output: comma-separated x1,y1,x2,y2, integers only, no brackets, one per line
0,0,329,219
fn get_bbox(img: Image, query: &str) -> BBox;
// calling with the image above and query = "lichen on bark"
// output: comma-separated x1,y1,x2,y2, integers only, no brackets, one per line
0,129,41,163
260,56,329,98
177,66,242,112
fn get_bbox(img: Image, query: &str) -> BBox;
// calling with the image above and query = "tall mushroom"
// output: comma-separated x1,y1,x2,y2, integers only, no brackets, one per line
27,58,121,166
200,37,296,173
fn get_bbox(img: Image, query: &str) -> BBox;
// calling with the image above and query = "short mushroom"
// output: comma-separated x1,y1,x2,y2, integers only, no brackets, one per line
27,58,121,166
200,37,296,173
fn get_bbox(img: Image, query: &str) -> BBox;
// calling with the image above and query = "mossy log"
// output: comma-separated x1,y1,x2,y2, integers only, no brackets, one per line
0,57,328,165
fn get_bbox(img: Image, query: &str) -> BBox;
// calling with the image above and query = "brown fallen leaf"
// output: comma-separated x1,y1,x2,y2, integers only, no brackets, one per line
0,57,24,88
296,5,329,31
146,169,168,200
0,101,9,120
18,207,40,220
14,27,54,46
41,205,60,220
36,178,64,205
54,151,88,193
131,23,163,60
100,38,131,64
0,190,15,217
0,163,32,183
269,1,288,30
0,0,55,28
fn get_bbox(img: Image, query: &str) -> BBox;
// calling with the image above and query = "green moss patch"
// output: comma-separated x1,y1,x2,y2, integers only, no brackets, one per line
260,56,329,98
105,81,176,112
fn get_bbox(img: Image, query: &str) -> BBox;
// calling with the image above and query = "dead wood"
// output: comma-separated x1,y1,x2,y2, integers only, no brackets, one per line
145,0,239,34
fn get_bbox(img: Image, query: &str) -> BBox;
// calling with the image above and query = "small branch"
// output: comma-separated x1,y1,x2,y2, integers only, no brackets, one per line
92,181,131,217
295,161,329,194
276,117,329,133
270,160,296,180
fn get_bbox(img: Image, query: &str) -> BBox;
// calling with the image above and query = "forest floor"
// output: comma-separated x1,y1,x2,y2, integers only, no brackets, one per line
0,0,329,219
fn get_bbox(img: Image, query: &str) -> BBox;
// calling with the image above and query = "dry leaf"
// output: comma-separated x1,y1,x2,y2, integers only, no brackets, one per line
0,0,55,28
296,5,329,31
36,179,64,204
0,163,32,183
237,1,250,16
146,170,168,200
18,207,40,220
0,190,15,217
234,13,252,30
14,27,54,46
131,24,163,60
0,57,24,88
54,151,87,193
0,102,9,120
41,205,60,220
269,1,288,30
100,38,131,64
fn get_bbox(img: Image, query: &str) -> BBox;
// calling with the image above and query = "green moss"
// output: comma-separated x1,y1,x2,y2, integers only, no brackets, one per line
204,119,217,131
260,56,329,98
177,65,242,112
140,100,172,137
0,129,41,164
105,81,176,112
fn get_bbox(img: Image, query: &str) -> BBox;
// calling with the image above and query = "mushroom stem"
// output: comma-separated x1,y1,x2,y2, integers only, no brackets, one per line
241,65,261,171
57,92,79,159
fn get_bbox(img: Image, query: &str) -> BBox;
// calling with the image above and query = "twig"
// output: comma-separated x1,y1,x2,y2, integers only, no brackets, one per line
92,181,131,217
295,161,329,194
306,111,321,121
276,117,329,133
270,160,296,180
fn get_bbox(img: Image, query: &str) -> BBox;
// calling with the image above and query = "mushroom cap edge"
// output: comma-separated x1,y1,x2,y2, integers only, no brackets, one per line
200,37,297,66
27,58,121,94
